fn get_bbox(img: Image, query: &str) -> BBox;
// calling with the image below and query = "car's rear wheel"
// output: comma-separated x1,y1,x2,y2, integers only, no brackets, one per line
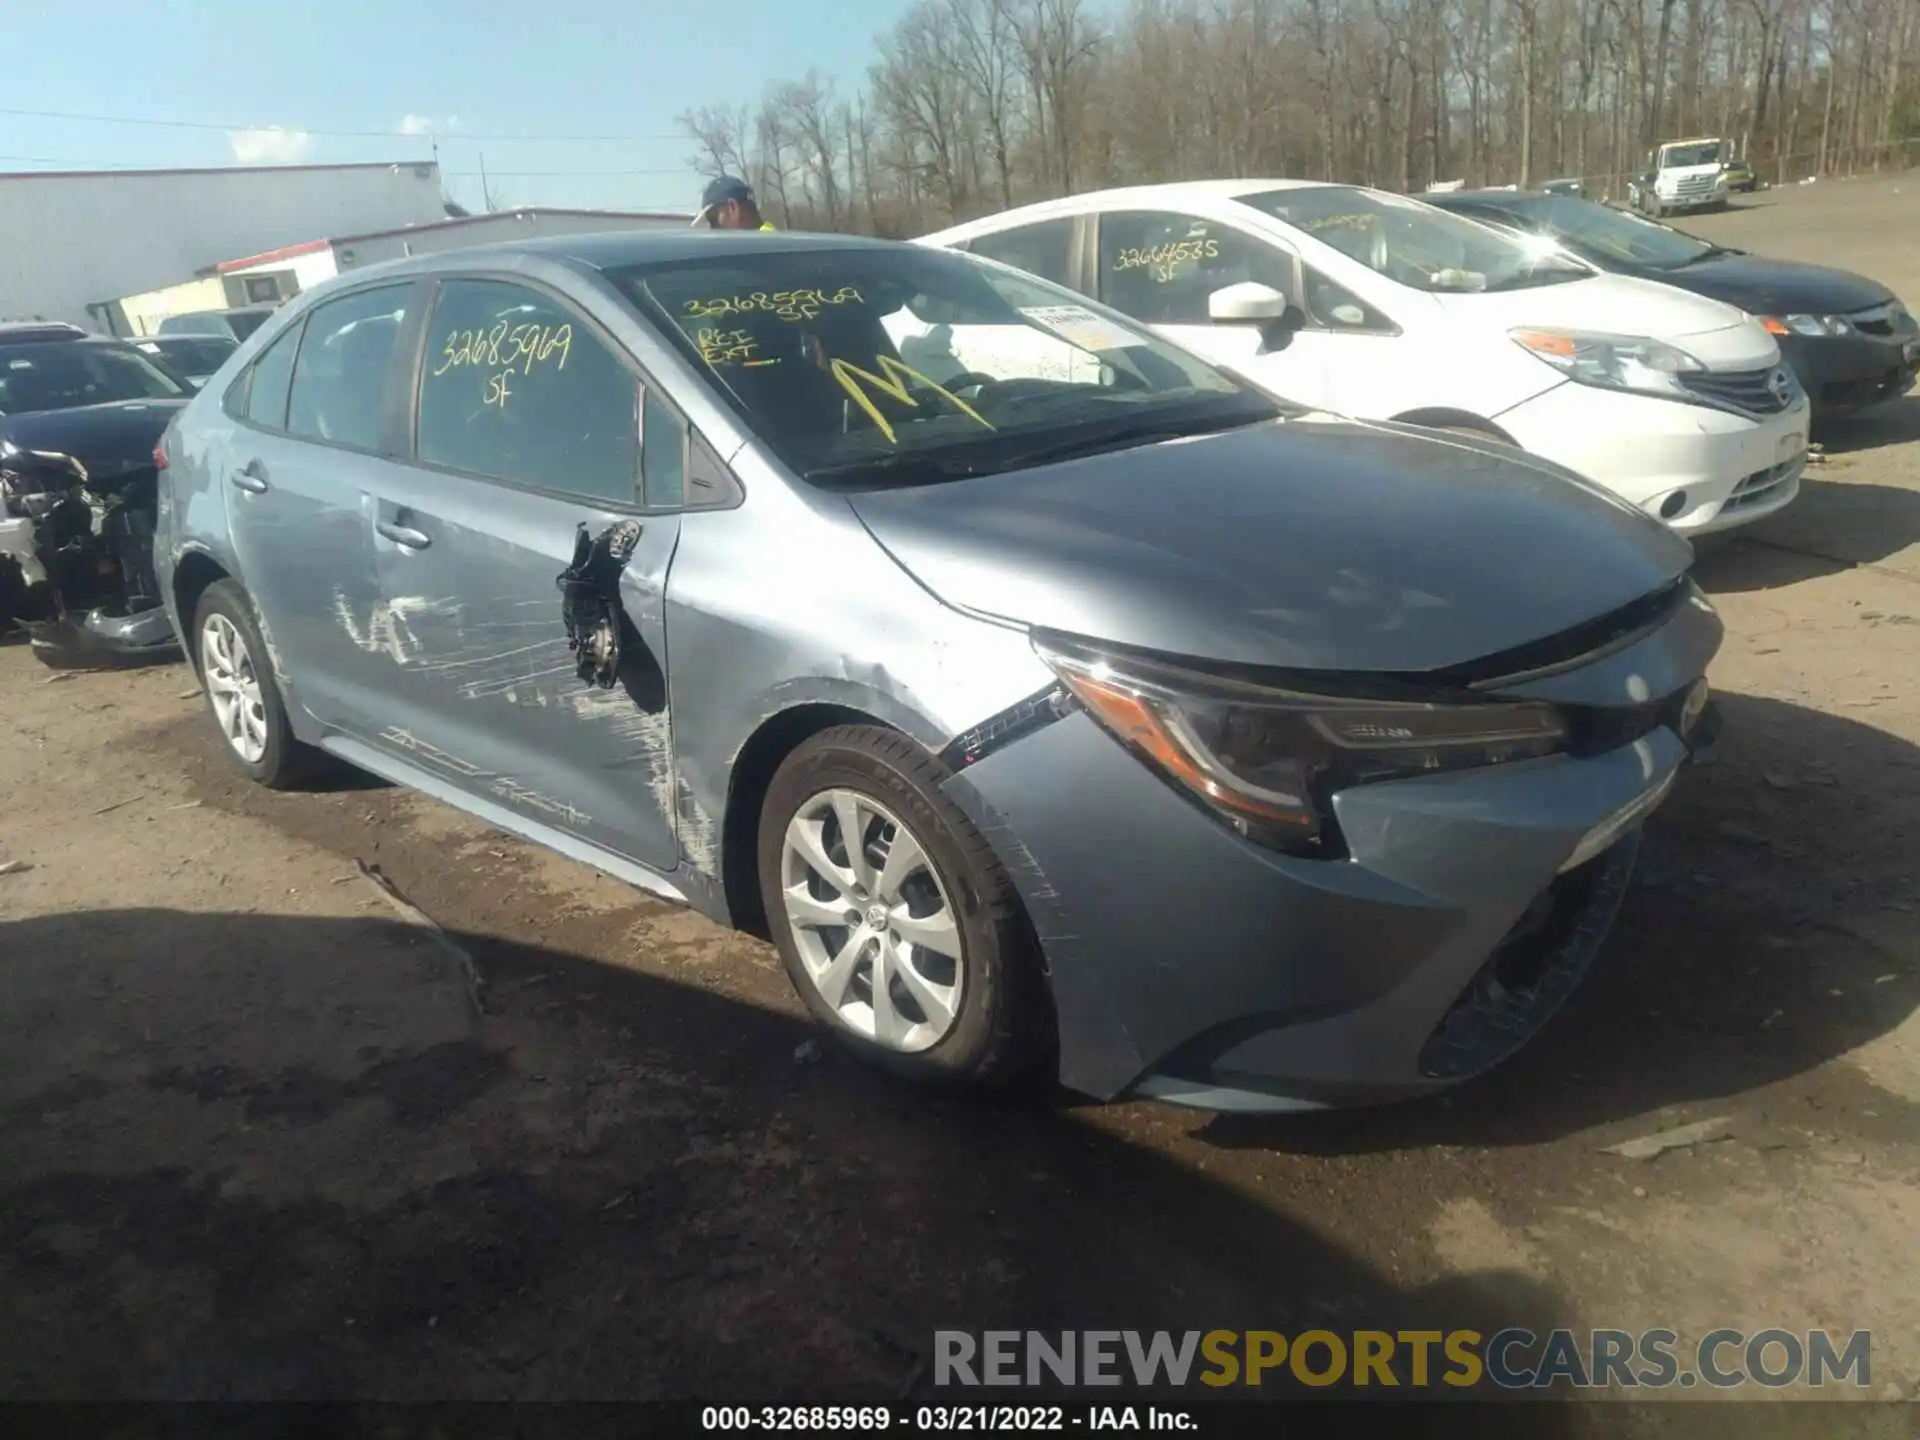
193,579,314,789
757,725,1049,1089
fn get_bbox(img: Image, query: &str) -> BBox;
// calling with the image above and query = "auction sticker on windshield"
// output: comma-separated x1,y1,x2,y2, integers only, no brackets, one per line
1018,305,1146,353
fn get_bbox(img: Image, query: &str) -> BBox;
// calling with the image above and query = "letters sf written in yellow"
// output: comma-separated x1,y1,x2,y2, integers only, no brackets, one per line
827,356,996,445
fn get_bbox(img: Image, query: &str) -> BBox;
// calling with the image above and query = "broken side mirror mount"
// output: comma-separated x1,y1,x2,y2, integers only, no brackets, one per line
556,518,643,690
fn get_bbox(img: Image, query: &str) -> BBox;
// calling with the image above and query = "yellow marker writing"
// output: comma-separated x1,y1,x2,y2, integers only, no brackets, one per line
827,356,995,445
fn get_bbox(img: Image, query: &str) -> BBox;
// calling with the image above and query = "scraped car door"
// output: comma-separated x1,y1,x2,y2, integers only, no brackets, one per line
361,274,685,873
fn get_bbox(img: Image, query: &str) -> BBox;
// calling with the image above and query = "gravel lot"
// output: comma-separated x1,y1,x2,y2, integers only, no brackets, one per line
2,174,1917,1428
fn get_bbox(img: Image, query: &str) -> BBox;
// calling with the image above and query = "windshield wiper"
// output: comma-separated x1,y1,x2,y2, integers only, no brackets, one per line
1481,268,1587,292
803,451,997,488
804,407,1274,489
985,410,1272,471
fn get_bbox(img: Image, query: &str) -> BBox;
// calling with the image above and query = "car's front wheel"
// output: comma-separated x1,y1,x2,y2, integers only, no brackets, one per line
193,579,313,789
757,725,1049,1089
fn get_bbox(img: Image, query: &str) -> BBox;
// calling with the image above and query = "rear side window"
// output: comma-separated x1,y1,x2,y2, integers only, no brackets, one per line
243,321,303,430
1097,211,1295,326
968,218,1077,288
416,278,639,505
286,285,410,452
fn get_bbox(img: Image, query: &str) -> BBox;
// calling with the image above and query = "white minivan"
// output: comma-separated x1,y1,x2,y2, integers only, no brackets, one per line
918,181,1809,535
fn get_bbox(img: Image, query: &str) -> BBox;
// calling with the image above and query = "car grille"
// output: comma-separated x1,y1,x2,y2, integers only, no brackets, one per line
1671,174,1718,197
1416,832,1639,1081
1677,366,1794,415
1722,452,1804,512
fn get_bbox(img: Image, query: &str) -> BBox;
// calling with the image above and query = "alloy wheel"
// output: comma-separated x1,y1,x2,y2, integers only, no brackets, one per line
779,787,963,1053
200,612,268,765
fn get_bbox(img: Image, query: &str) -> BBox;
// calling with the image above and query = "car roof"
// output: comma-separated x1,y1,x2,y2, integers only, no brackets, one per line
919,179,1366,241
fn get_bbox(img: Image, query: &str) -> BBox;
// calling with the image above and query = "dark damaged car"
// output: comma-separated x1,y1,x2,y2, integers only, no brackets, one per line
153,232,1722,1111
1,322,191,666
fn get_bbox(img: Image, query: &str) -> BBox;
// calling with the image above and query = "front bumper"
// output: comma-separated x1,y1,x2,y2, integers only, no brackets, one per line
1498,379,1809,535
1780,331,1920,417
940,601,1721,1111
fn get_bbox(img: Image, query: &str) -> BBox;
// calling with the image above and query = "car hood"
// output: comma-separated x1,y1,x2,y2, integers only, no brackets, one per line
1433,271,1773,365
0,398,186,481
1653,253,1895,319
845,416,1693,674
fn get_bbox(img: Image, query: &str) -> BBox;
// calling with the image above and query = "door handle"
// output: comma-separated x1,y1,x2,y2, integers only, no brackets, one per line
376,518,432,550
229,460,269,494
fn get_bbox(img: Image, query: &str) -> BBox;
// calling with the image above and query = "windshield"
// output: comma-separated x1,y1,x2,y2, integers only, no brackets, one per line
1511,196,1719,270
1660,141,1723,168
228,311,270,341
1237,186,1589,294
612,245,1278,482
0,341,187,414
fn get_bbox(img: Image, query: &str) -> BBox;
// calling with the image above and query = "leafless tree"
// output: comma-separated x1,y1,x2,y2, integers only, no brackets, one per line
680,0,1920,235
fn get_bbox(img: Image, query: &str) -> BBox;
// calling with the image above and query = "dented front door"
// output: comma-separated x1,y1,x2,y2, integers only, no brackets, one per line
365,473,683,873
361,273,684,873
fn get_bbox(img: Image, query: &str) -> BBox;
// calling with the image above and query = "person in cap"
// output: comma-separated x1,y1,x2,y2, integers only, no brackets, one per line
694,175,775,231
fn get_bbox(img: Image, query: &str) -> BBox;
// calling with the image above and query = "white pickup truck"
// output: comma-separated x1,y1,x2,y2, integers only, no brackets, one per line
1627,138,1733,217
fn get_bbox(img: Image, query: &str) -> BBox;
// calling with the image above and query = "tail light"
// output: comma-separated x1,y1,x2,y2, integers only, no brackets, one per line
153,438,169,471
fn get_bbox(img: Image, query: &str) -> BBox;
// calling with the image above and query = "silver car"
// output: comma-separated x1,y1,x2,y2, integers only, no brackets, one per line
153,231,1721,1111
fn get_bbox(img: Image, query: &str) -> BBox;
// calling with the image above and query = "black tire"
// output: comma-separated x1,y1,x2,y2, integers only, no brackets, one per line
190,578,318,790
757,724,1051,1090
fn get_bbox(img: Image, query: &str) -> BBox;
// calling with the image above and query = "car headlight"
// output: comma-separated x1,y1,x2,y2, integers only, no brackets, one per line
1511,327,1708,400
1034,633,1569,855
1760,314,1855,338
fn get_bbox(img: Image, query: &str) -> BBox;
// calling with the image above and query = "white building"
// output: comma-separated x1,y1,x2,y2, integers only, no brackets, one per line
0,160,449,330
108,206,696,336
220,205,694,294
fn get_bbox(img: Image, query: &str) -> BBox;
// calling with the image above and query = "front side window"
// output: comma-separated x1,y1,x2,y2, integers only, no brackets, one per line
0,341,186,415
244,322,303,430
286,285,410,451
968,217,1078,288
1097,211,1295,326
1239,186,1590,294
611,243,1276,485
416,279,638,504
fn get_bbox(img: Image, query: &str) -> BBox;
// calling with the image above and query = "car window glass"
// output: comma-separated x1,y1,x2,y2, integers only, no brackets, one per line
245,321,303,430
0,341,186,413
641,389,686,507
228,310,270,341
417,278,638,504
1097,212,1294,325
968,218,1077,287
613,245,1270,482
1301,268,1393,332
286,286,409,451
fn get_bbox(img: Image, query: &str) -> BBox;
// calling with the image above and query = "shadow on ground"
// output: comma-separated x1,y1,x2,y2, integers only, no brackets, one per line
1813,394,1920,455
1690,470,1920,591
1201,690,1920,1156
0,906,1573,1420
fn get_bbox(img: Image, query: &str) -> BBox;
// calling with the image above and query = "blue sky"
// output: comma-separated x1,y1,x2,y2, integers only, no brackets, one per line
1,0,910,213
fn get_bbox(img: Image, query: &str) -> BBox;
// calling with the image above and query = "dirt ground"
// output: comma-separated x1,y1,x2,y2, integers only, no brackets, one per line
2,175,1917,1427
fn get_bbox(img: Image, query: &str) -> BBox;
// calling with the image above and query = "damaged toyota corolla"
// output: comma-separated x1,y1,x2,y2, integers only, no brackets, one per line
153,230,1722,1112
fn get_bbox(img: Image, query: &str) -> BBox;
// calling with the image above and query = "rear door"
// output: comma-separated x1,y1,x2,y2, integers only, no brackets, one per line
220,281,420,732
362,273,685,872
